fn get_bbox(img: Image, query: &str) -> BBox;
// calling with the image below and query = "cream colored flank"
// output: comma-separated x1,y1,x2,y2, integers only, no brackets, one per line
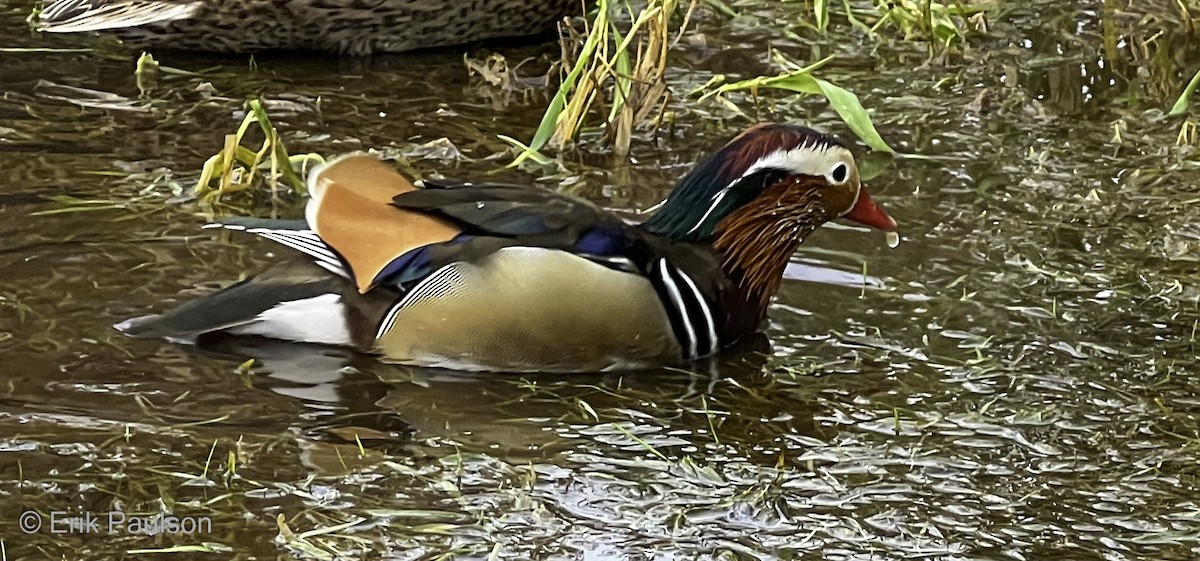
374,247,681,372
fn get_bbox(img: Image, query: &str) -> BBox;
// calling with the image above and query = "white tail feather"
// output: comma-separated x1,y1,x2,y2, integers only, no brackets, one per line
227,294,353,346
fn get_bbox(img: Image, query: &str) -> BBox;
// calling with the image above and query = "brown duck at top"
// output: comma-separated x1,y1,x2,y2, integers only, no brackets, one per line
37,0,582,54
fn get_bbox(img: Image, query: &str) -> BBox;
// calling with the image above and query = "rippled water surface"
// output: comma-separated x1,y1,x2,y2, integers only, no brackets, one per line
3,1,1200,559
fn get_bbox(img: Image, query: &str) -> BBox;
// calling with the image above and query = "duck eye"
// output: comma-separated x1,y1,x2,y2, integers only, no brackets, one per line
830,163,848,184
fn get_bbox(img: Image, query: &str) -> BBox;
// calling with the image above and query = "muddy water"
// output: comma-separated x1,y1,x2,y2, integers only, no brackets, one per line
2,1,1200,559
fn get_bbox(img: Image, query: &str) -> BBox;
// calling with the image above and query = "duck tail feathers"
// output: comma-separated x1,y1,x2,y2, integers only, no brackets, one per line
114,262,355,347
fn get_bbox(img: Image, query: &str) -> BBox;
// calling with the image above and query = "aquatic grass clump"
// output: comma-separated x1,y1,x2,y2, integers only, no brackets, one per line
504,0,681,164
810,0,988,53
870,0,987,51
196,99,323,201
508,0,902,164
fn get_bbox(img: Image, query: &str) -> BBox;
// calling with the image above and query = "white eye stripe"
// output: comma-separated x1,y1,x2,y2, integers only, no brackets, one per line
685,140,856,234
736,144,855,185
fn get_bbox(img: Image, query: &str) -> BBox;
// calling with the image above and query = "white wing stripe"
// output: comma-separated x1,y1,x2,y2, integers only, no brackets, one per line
253,232,348,278
314,261,350,278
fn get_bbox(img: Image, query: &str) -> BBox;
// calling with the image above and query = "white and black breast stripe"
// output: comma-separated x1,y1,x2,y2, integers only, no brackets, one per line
581,254,638,273
204,224,349,278
375,299,404,341
374,263,457,341
651,258,718,360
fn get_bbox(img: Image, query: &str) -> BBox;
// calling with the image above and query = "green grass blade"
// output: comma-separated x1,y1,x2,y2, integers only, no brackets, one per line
127,543,233,554
498,135,555,166
701,0,737,17
607,22,633,124
1170,68,1200,116
698,55,835,101
841,0,874,35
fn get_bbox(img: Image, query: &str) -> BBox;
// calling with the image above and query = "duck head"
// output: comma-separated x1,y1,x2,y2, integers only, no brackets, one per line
643,123,897,311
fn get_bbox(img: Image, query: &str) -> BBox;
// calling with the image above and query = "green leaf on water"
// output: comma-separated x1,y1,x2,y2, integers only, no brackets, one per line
811,77,894,154
697,56,895,153
857,151,895,181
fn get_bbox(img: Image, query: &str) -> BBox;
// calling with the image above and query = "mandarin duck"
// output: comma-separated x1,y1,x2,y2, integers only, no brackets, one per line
37,0,579,54
117,124,898,372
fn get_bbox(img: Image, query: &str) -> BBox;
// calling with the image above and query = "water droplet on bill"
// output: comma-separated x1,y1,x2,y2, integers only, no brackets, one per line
886,231,900,248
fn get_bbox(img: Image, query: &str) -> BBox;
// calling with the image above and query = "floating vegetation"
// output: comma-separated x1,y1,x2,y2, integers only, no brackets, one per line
464,53,554,97
196,99,322,201
134,51,158,96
